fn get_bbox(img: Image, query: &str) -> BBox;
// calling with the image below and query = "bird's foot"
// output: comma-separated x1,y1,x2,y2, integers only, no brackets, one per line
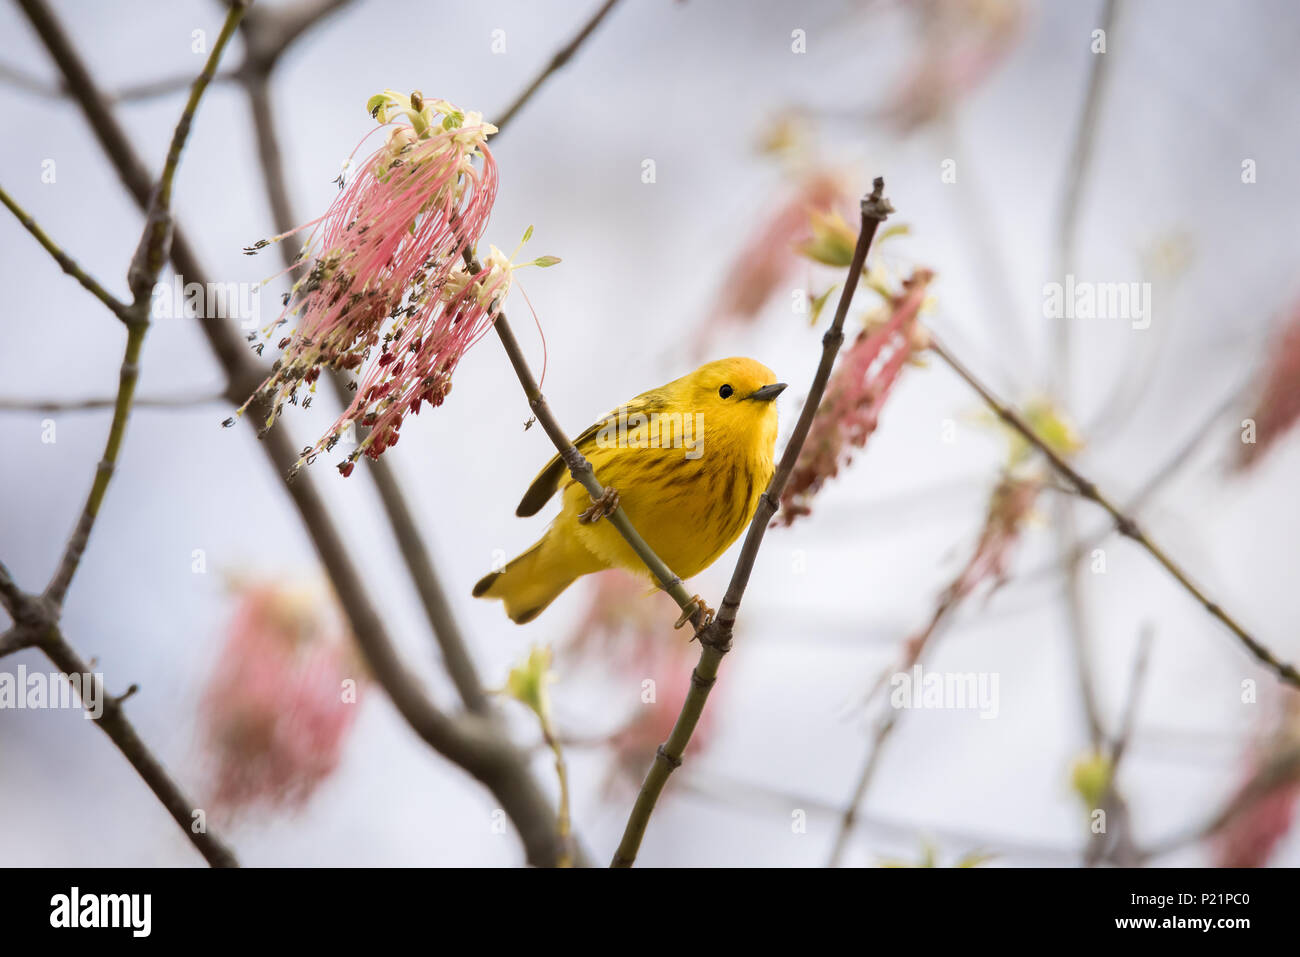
578,486,620,524
674,594,714,631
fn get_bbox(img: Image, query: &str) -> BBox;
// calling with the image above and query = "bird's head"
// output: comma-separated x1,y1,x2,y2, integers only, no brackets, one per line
673,357,786,447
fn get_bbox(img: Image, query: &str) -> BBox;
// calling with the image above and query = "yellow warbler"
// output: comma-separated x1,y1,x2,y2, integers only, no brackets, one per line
474,357,786,623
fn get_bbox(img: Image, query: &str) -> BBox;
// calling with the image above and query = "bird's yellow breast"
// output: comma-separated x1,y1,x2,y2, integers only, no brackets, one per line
560,402,777,580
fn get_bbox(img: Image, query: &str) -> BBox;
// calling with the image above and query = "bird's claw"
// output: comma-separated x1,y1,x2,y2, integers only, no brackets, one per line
579,486,620,524
674,594,714,631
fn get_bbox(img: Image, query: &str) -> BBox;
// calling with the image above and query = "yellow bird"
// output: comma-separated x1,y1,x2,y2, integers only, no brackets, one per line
474,357,786,623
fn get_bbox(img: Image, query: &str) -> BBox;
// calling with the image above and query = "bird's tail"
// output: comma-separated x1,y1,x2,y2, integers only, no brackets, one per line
472,530,601,624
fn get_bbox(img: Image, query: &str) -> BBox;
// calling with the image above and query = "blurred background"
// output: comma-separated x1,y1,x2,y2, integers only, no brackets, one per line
1,0,1298,866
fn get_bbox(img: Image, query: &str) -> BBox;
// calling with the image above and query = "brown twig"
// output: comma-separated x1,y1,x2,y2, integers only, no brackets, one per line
0,185,132,321
1083,625,1151,867
927,331,1299,688
609,180,894,867
492,0,623,132
0,391,226,414
827,583,964,867
41,620,241,867
1049,0,1120,757
39,2,244,609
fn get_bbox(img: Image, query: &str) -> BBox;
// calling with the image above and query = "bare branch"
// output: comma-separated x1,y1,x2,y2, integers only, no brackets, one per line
0,391,226,414
39,623,240,866
928,332,1300,689
493,0,623,131
41,1,248,609
0,184,132,321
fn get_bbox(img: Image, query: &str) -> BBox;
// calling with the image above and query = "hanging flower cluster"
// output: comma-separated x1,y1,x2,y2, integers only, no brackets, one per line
778,269,934,525
230,91,548,476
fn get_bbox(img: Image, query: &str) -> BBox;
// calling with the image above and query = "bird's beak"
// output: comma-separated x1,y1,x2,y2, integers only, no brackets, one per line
746,382,788,402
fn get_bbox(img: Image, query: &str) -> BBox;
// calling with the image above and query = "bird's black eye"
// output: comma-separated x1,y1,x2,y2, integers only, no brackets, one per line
718,384,734,399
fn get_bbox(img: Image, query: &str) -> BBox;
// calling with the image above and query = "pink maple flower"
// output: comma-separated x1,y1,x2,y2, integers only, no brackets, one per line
779,269,933,525
606,647,719,791
879,0,1025,132
230,92,512,475
1212,695,1300,867
707,170,851,325
200,582,366,816
564,570,683,673
1236,300,1300,470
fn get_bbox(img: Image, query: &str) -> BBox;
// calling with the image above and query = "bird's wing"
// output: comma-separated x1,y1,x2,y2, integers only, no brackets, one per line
515,390,666,517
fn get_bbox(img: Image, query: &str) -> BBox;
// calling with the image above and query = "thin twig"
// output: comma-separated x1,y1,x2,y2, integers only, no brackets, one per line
1084,624,1152,867
0,391,226,414
0,185,131,321
827,585,961,867
684,767,1079,866
492,0,623,131
1017,373,1246,589
610,180,894,867
0,58,240,103
41,1,246,610
1050,0,1118,392
40,622,240,866
927,331,1299,689
1,561,238,863
1049,0,1120,758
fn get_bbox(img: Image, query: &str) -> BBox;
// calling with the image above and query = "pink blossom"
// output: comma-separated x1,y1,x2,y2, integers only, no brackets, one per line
564,570,682,673
779,269,933,525
230,93,510,474
880,0,1025,132
607,649,719,789
1212,695,1300,867
1236,299,1300,469
707,170,851,325
200,583,365,815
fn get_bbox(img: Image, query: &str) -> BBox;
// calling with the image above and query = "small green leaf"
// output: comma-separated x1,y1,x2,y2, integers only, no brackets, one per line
809,283,839,325
796,209,857,268
878,222,911,244
533,255,562,268
501,645,554,722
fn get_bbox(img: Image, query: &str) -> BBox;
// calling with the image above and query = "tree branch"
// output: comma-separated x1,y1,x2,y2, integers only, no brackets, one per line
610,179,894,867
0,391,226,414
493,0,622,131
40,0,246,609
1,558,239,863
927,332,1300,689
40,621,241,867
0,184,131,320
